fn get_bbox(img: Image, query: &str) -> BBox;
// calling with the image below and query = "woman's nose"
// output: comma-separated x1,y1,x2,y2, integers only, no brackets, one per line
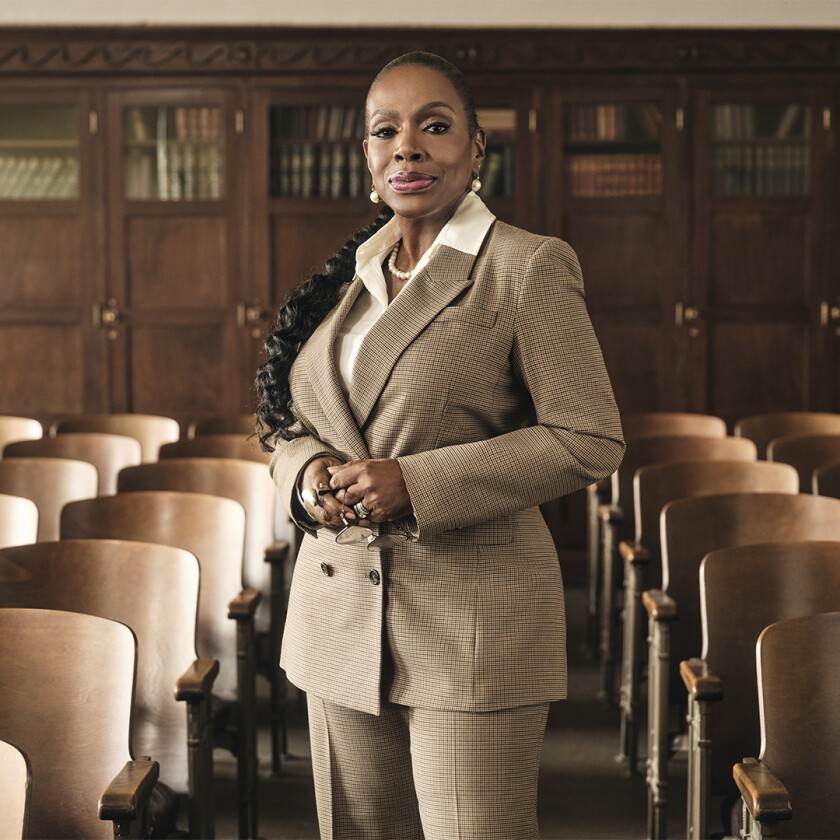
395,132,423,162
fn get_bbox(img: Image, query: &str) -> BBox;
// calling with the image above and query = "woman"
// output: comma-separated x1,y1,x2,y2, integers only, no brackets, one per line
256,51,624,840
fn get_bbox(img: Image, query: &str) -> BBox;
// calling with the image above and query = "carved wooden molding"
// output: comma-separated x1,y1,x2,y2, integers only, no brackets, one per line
0,28,838,75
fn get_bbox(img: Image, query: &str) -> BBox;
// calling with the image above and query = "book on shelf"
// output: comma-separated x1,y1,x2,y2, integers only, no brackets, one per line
0,153,79,199
566,153,662,197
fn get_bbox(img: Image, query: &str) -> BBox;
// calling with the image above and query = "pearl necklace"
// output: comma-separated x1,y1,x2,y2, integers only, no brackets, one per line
387,240,413,281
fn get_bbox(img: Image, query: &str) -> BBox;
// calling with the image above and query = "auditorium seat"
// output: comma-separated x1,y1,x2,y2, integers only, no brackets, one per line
51,413,180,462
734,411,840,460
0,493,37,548
0,416,43,451
188,413,257,438
767,433,840,493
0,739,29,840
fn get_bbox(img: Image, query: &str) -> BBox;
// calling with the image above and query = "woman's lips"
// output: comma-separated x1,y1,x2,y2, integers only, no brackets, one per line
388,172,436,193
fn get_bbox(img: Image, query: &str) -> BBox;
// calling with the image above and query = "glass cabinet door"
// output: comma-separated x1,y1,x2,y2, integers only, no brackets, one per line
0,104,80,200
710,101,810,196
269,103,366,198
124,104,225,200
476,106,516,199
563,101,664,198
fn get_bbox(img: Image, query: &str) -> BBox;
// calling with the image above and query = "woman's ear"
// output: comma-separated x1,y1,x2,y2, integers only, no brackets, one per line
473,128,487,166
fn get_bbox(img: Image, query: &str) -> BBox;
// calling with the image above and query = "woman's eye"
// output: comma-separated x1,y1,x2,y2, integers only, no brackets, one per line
370,126,396,138
425,122,450,134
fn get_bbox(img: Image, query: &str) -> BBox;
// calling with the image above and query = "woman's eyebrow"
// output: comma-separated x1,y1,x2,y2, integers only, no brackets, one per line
370,101,457,121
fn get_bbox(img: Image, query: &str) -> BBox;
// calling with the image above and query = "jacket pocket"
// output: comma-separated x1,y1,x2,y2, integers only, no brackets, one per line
438,519,512,545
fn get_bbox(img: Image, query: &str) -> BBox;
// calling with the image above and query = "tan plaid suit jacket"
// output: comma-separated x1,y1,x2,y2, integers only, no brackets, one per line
270,219,624,716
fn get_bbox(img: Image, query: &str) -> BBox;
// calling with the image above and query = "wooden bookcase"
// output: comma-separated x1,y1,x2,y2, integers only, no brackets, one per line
0,27,839,557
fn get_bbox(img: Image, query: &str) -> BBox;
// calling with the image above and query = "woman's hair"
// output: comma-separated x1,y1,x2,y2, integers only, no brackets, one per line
255,51,478,448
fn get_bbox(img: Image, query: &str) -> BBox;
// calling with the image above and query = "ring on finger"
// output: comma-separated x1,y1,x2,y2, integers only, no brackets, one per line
353,501,373,519
301,487,320,508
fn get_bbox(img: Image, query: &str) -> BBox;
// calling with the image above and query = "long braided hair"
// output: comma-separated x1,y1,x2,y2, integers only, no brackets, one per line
255,51,480,448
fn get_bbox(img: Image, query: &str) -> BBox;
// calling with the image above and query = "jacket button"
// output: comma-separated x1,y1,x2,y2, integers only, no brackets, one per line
320,562,334,577
368,569,381,585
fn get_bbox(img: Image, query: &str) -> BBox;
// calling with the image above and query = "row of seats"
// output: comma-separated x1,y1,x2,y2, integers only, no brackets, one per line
587,411,840,840
0,412,289,839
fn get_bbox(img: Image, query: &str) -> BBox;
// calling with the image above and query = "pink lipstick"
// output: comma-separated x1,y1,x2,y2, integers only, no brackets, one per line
389,171,436,192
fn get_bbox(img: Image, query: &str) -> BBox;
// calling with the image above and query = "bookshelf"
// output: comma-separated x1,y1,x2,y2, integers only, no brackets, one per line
124,105,225,201
0,105,80,200
710,102,810,196
564,102,664,198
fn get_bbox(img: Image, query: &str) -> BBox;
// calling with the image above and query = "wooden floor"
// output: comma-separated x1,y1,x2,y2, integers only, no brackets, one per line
211,585,689,839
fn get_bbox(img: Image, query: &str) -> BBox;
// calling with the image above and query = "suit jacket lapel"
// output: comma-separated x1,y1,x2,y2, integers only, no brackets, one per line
349,246,478,429
305,277,371,459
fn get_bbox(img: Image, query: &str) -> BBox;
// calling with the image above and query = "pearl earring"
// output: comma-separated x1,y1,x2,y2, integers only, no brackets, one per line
471,176,482,193
369,186,380,204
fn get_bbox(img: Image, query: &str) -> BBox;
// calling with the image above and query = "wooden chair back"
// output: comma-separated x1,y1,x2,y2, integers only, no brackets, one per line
0,457,97,541
0,539,200,794
4,432,142,495
662,492,840,696
613,435,756,534
0,607,136,839
753,611,840,838
61,490,245,701
700,542,840,794
734,411,840,459
0,739,30,840
51,413,180,463
633,460,798,585
188,414,256,438
768,433,840,493
0,416,43,450
0,493,38,548
160,434,269,464
118,458,275,628
621,412,727,441
814,460,840,497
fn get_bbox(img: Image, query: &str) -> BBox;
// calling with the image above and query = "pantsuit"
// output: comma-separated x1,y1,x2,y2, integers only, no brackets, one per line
269,213,624,836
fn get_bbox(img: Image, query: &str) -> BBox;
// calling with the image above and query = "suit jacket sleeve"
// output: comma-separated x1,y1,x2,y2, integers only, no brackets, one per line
397,237,624,538
268,427,344,536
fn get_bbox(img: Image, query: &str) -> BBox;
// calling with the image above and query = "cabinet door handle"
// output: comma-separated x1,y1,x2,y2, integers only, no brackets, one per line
675,302,701,326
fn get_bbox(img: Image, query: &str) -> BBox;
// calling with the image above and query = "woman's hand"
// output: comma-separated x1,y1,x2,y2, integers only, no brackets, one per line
299,456,356,529
327,458,413,523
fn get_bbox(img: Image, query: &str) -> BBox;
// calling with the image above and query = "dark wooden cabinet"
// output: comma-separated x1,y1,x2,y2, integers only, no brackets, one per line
1,27,839,436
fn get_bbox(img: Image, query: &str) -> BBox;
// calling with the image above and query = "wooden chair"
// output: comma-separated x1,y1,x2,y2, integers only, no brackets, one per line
51,413,180,462
0,739,30,840
734,611,840,839
643,492,840,839
767,433,840,493
61,490,260,839
117,458,291,775
814,460,840,497
0,493,38,548
682,542,840,840
0,540,218,838
3,431,142,495
0,607,162,839
0,457,97,541
734,411,840,460
188,414,257,438
585,413,726,658
0,415,43,450
160,433,269,464
617,459,796,775
597,434,755,702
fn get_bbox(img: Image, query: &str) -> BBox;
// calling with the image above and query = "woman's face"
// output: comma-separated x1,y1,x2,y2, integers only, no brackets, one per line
364,64,485,227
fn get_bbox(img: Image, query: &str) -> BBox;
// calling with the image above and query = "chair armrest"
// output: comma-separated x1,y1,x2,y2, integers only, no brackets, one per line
733,758,792,822
228,587,262,620
174,657,219,701
598,503,624,525
99,758,159,822
264,539,290,565
642,589,677,621
680,657,723,701
619,540,651,565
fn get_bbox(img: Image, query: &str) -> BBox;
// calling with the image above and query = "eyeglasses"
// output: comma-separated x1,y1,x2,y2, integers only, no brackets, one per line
334,514,417,550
